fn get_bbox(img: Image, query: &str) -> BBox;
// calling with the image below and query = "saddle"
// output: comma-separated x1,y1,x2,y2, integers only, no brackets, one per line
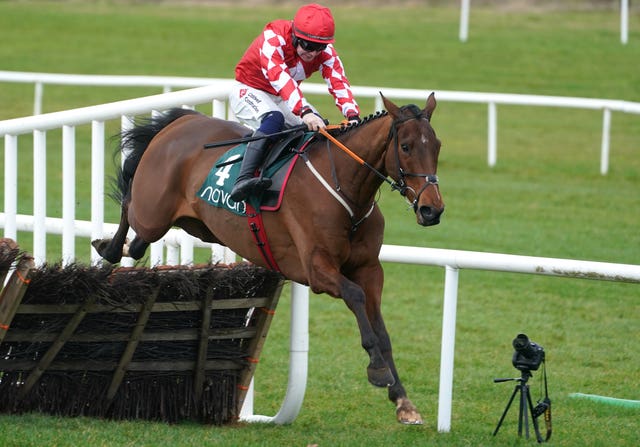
259,129,308,208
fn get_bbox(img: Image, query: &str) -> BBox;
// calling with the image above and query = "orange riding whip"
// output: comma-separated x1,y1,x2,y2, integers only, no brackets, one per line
318,126,366,166
318,126,403,192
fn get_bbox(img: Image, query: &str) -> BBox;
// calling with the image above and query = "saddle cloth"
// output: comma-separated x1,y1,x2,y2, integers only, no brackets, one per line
197,131,315,215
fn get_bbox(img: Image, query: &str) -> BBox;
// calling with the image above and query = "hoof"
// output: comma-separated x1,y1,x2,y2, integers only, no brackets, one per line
0,238,19,255
367,366,395,388
91,238,109,254
396,397,423,425
91,238,122,264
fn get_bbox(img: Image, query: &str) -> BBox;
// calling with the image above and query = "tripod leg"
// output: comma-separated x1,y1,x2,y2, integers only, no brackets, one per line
526,386,544,442
493,385,519,436
519,384,529,438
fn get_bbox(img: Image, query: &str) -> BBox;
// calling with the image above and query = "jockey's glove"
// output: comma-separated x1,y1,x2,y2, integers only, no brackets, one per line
346,114,361,125
341,114,361,127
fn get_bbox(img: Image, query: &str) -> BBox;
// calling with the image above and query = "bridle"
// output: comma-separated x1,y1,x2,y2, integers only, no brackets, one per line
385,106,440,211
316,107,440,217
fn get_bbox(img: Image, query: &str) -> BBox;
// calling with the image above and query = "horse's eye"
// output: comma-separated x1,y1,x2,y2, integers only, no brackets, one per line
401,143,410,153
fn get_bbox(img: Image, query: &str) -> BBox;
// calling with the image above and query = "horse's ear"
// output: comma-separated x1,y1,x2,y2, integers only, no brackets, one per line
380,92,401,118
424,92,437,121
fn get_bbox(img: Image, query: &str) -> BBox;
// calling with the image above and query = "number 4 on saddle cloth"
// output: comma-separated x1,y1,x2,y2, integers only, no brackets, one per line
197,130,316,216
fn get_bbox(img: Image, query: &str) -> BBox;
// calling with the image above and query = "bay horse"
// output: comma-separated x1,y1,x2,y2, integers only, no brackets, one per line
93,93,444,424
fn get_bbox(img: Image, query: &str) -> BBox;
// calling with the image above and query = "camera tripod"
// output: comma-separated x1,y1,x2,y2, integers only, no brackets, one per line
493,370,545,442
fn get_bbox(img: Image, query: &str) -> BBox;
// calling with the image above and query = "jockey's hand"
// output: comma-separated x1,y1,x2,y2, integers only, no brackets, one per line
343,114,361,127
302,110,326,131
347,115,361,124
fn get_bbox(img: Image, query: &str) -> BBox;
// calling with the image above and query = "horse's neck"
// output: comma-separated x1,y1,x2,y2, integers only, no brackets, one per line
332,117,391,204
354,116,390,162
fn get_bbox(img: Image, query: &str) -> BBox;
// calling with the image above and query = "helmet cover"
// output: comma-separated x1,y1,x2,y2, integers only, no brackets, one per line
293,3,335,44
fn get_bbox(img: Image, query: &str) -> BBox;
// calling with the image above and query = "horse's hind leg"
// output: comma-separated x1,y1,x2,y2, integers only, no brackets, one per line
92,210,151,262
123,236,149,260
91,203,130,264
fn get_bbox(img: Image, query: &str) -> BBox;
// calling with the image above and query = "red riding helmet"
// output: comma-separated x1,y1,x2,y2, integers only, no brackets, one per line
293,3,335,44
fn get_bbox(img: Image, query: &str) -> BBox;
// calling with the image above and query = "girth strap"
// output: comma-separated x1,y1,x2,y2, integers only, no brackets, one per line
245,203,281,272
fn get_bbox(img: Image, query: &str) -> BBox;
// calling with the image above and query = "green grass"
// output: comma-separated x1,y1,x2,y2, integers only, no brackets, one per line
1,2,639,446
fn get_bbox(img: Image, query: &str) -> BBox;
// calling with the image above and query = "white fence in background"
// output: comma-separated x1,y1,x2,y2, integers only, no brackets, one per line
2,70,640,175
458,0,633,44
1,82,639,431
0,83,237,266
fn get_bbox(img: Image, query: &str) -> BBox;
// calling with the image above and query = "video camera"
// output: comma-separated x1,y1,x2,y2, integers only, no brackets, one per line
511,333,545,372
494,333,552,442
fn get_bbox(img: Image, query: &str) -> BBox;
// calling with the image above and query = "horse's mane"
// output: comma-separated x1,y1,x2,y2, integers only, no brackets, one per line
328,110,389,137
327,103,424,138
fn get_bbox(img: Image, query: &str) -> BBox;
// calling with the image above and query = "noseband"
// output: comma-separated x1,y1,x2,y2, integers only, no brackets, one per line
386,105,439,210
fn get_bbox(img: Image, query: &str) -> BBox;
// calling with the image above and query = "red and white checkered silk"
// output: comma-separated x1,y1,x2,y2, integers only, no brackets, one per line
235,19,359,118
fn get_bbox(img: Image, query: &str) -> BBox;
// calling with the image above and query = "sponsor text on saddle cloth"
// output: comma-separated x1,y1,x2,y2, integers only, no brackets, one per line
197,132,315,214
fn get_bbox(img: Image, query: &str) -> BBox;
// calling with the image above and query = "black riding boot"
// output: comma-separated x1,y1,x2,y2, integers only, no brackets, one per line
229,131,272,202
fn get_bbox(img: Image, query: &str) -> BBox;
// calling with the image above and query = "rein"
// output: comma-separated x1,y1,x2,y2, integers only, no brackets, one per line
203,124,308,149
318,127,395,190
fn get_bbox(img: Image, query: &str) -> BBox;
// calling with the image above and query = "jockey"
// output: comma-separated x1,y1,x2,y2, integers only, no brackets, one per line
228,3,361,202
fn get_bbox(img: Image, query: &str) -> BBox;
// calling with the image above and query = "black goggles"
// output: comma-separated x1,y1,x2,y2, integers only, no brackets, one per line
295,37,327,52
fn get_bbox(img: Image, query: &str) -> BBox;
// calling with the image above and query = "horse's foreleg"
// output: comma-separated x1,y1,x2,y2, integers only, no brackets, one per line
378,325,423,425
339,279,396,387
357,266,424,425
308,252,394,387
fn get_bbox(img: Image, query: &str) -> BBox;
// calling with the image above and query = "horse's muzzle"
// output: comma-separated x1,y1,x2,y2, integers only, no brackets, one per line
416,204,444,226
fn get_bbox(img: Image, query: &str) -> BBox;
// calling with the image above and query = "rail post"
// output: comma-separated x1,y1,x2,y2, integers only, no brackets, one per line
437,265,459,432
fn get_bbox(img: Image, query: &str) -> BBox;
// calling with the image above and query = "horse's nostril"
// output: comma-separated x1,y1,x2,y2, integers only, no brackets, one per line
421,206,434,218
419,205,443,225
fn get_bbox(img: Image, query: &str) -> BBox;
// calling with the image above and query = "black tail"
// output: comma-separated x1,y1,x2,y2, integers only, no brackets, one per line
111,108,201,204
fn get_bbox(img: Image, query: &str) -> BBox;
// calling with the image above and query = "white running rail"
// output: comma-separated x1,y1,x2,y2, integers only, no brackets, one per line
1,83,639,429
